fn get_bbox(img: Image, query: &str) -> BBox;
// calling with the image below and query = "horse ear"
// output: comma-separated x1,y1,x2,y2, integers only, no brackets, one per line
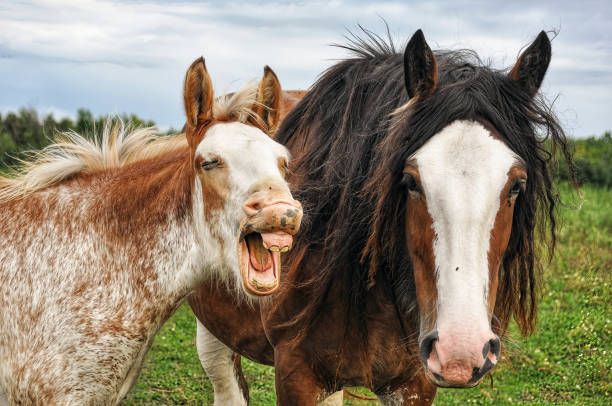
183,57,214,137
404,29,438,99
252,65,282,133
509,31,551,97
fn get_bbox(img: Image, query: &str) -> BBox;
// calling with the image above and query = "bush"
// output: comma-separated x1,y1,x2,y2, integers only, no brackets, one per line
0,108,158,167
555,132,612,188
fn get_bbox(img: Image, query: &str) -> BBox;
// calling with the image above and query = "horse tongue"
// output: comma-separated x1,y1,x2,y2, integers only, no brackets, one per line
260,232,293,250
247,236,272,272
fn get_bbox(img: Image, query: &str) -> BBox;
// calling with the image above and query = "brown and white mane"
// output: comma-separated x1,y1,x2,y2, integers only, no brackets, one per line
0,59,302,405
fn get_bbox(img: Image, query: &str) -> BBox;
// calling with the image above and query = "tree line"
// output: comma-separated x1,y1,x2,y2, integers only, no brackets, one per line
0,107,609,187
554,131,611,188
0,108,163,167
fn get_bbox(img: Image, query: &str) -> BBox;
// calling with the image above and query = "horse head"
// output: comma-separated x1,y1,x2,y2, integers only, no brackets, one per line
395,30,552,388
183,58,302,297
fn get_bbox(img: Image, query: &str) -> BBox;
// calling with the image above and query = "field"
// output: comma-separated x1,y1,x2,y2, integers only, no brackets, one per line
122,184,611,405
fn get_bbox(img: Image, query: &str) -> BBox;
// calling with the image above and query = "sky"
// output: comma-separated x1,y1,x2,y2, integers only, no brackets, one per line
0,0,610,137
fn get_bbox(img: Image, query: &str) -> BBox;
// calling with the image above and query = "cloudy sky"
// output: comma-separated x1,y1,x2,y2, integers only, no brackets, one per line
1,0,610,136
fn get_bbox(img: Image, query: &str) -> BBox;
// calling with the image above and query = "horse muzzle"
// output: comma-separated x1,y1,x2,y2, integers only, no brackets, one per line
420,330,501,388
238,194,303,296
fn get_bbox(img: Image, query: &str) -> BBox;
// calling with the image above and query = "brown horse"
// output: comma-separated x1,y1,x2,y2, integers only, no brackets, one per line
0,59,303,404
190,29,575,405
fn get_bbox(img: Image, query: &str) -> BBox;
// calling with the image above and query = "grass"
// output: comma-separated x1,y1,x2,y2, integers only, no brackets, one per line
122,184,611,405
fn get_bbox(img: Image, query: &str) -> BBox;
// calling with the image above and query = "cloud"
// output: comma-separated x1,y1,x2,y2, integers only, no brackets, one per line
0,0,610,136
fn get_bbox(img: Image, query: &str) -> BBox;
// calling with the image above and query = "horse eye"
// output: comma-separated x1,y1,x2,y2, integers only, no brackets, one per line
201,159,219,170
402,173,421,195
509,179,526,197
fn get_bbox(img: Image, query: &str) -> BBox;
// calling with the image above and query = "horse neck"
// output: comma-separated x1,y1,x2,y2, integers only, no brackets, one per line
55,145,235,299
101,149,201,287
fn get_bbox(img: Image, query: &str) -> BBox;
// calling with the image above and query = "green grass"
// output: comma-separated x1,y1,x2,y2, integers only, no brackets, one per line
122,184,611,405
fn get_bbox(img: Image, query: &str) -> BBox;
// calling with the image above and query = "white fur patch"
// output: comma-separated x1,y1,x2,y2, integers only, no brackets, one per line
413,120,518,334
196,320,247,406
194,122,290,299
196,122,289,188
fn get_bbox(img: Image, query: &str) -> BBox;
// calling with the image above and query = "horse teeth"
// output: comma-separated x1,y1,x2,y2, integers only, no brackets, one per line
251,279,276,290
252,279,265,289
262,241,269,249
280,246,289,252
269,245,280,252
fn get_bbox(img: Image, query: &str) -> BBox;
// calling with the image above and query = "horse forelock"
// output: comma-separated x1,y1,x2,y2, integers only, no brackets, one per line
275,29,574,353
212,80,263,126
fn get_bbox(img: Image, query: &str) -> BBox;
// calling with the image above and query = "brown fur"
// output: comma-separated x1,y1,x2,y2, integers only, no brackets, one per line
280,91,308,123
184,57,214,140
488,165,526,317
252,66,282,133
402,165,437,333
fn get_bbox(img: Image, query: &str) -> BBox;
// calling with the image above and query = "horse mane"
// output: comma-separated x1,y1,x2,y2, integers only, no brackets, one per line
0,81,261,203
213,79,261,123
275,27,574,354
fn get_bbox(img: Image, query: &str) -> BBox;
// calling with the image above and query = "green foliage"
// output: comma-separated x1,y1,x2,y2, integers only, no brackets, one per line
555,132,612,188
0,108,158,167
122,185,611,405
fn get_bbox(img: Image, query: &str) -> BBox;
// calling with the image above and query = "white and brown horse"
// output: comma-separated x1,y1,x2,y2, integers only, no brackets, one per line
0,58,302,405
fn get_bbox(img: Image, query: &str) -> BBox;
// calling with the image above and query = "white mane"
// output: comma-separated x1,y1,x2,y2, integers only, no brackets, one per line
0,81,261,203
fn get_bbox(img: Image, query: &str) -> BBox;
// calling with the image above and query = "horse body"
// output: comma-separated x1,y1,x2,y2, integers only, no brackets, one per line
0,60,302,404
190,245,435,404
279,90,308,123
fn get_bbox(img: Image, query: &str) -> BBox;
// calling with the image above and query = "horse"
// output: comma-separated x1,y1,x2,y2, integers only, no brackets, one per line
0,58,303,405
190,29,575,405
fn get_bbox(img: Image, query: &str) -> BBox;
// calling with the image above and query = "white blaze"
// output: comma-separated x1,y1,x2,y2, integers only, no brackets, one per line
413,120,518,334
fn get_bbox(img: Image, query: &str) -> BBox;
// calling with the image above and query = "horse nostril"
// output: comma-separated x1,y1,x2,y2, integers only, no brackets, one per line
488,336,501,360
245,201,262,213
419,331,438,366
481,341,490,359
469,336,502,384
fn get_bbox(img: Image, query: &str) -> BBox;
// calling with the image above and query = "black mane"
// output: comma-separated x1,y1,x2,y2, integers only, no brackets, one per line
275,28,574,352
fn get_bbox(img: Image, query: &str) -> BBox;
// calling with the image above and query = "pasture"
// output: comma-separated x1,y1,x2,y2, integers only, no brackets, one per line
122,183,611,405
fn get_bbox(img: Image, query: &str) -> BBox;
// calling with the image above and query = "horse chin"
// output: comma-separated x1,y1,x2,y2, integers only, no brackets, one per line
424,371,482,389
238,232,289,297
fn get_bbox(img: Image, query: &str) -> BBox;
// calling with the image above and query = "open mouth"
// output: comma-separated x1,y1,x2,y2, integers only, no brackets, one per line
239,231,293,296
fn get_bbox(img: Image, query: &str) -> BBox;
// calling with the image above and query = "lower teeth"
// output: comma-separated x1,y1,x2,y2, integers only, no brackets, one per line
251,278,275,290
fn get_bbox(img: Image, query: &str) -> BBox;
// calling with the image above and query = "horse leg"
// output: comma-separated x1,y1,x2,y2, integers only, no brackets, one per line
196,319,249,406
0,384,8,406
274,346,330,406
376,376,437,406
318,390,344,405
